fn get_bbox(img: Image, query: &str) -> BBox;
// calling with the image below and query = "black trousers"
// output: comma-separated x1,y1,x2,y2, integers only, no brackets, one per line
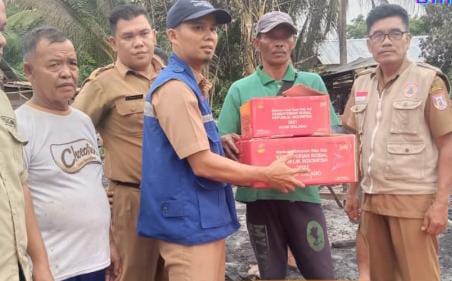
19,263,25,281
246,200,335,280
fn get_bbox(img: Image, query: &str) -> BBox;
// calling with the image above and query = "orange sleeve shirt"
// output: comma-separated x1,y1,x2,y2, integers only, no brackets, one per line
151,80,210,159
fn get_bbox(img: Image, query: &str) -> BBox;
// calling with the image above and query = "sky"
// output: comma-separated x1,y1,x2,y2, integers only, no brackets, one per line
347,0,425,23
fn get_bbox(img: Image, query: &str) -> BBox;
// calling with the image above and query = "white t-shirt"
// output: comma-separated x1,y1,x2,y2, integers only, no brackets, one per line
16,103,110,281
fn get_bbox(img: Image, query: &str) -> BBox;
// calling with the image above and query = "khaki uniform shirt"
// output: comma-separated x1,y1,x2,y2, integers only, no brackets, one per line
151,71,211,159
342,59,452,218
0,90,31,281
73,57,163,184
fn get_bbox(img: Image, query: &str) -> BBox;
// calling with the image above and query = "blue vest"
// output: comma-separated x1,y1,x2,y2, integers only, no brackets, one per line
138,54,240,245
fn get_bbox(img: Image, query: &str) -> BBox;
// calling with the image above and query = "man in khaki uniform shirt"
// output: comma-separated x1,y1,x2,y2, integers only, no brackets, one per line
0,87,32,281
73,5,164,281
0,1,53,281
342,4,452,281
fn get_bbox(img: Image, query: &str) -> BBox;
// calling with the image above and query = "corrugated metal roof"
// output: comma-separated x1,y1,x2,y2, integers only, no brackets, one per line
318,36,427,65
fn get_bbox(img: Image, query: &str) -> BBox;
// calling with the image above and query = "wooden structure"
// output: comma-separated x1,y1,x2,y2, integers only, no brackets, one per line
1,59,32,109
321,57,377,115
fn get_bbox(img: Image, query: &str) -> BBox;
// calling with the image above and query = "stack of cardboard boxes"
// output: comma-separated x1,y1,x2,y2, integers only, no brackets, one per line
237,84,357,188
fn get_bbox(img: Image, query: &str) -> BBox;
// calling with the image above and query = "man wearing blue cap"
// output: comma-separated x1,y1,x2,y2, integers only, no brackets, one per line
138,1,307,280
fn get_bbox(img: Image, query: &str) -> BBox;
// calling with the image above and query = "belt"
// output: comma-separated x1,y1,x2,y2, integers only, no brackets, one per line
111,180,140,189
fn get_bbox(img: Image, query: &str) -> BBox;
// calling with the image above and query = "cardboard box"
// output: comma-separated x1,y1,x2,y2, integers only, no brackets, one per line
282,83,326,97
238,135,357,187
240,96,331,139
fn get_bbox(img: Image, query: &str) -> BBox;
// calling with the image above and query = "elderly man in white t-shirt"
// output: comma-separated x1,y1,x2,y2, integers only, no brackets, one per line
15,26,120,281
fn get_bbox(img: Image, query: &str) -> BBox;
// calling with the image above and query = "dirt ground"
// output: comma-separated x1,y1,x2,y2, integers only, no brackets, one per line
225,198,452,281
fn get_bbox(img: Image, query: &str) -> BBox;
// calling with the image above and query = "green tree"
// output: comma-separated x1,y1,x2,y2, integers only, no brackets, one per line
420,4,452,81
1,0,357,114
4,0,122,81
347,14,366,39
347,15,428,39
410,16,428,36
3,8,44,76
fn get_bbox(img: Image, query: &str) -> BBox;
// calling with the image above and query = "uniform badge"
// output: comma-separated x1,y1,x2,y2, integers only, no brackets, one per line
403,83,418,98
431,93,448,111
355,91,368,104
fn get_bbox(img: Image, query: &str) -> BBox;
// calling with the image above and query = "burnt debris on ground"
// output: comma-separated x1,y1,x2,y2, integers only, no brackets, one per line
226,198,452,281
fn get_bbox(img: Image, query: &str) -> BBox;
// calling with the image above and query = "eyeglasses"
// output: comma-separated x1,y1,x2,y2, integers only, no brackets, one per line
368,30,409,43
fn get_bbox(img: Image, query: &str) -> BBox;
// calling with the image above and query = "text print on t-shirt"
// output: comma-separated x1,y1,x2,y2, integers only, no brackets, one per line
50,139,101,173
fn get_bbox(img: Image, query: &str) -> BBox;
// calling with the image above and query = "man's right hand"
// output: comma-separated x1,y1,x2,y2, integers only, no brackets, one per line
106,185,114,207
345,190,361,223
32,262,54,281
221,133,241,161
264,153,308,193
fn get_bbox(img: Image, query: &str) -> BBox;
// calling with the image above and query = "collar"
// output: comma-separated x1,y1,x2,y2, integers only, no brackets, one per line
192,69,203,85
168,53,210,88
115,55,164,81
372,58,412,89
256,64,297,86
27,100,72,116
192,67,212,97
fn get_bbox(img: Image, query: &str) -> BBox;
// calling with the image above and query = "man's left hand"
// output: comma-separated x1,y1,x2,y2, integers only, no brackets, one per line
422,201,449,235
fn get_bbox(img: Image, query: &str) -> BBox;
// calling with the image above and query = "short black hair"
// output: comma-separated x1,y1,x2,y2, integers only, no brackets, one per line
109,4,150,34
23,26,68,60
366,4,409,33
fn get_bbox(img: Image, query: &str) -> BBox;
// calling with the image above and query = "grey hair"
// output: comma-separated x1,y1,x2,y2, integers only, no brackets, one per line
23,26,68,60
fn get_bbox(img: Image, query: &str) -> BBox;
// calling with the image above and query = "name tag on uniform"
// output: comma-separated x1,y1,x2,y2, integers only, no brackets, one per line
125,94,144,101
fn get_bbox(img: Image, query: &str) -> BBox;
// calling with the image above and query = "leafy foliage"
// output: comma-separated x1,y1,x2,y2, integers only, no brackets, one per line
5,0,118,81
420,4,452,82
347,14,429,39
4,0,447,114
3,8,44,76
347,14,367,39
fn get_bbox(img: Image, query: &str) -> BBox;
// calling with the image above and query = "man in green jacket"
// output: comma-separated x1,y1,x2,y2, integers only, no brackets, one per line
218,11,338,280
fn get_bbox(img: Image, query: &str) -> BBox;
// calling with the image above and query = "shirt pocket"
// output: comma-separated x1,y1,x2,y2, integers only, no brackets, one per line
196,188,232,229
384,142,425,180
159,200,191,240
390,99,423,135
351,103,367,134
114,97,145,134
204,120,223,154
6,127,27,163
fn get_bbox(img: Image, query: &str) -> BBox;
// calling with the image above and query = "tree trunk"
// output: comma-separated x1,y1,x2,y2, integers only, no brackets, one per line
338,0,348,65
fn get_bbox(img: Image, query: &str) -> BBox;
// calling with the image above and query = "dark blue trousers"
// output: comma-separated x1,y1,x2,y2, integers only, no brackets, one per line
63,269,106,281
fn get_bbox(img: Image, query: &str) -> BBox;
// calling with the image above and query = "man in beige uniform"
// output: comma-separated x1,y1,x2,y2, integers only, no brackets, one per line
0,1,53,280
73,4,164,281
343,4,452,281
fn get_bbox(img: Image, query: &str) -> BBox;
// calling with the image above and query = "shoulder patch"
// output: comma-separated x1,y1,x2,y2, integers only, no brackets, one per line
431,93,449,111
430,77,446,94
81,64,115,86
430,76,450,111
417,62,451,94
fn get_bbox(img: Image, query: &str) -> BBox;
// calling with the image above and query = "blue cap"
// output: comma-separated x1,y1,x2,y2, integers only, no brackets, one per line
166,0,232,28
